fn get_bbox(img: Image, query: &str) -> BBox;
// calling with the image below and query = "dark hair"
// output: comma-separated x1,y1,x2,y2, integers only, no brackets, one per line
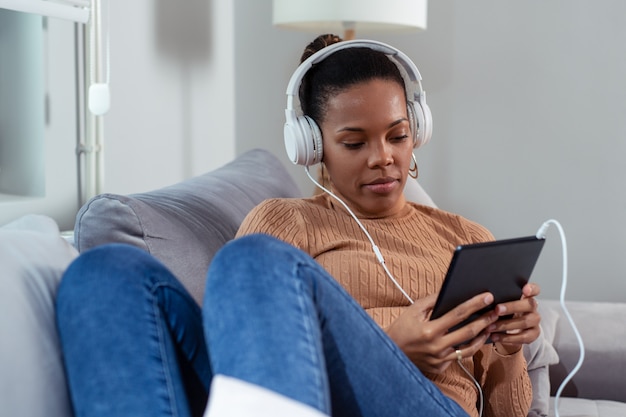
299,34,407,125
300,33,343,63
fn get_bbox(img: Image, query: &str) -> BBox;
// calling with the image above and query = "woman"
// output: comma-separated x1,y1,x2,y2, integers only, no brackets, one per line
56,35,540,417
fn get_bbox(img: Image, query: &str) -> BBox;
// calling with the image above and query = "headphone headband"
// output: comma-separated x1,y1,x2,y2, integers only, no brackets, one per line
284,39,432,166
286,39,424,110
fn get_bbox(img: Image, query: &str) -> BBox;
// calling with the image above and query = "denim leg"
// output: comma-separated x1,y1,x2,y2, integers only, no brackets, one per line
203,234,468,417
56,244,211,417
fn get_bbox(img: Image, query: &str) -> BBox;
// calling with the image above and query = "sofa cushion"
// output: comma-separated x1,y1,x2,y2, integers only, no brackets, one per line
546,300,626,403
74,148,302,305
0,214,78,417
525,302,560,370
525,301,560,417
548,397,626,417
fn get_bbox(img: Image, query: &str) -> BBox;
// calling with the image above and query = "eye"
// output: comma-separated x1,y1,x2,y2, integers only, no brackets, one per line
343,142,364,150
391,134,409,142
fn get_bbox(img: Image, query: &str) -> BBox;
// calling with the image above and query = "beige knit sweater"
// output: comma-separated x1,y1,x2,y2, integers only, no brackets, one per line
236,194,532,417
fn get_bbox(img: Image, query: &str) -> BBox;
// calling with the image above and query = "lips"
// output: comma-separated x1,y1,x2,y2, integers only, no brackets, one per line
363,177,399,194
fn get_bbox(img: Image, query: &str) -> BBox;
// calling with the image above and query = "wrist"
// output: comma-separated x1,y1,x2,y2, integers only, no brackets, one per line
493,342,521,356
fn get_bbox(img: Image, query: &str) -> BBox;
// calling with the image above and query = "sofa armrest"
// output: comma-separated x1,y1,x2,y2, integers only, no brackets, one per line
543,299,626,403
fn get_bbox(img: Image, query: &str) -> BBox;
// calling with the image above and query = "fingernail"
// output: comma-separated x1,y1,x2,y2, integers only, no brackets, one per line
484,294,494,304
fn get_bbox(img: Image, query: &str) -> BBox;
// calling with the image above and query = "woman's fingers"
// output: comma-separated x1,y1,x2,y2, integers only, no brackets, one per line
443,329,491,363
436,292,494,327
522,282,541,298
490,284,543,352
435,292,498,341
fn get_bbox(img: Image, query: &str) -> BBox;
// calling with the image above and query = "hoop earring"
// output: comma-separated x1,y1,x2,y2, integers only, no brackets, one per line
409,153,419,179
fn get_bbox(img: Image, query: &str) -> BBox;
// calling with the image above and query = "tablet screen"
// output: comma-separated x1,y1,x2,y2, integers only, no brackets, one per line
430,235,545,332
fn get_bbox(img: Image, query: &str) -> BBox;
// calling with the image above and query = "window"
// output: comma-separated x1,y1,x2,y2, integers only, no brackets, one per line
0,10,45,199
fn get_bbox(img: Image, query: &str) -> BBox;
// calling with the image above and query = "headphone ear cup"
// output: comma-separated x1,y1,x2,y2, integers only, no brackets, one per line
420,100,433,147
407,102,419,147
284,114,323,166
408,100,433,148
302,115,323,165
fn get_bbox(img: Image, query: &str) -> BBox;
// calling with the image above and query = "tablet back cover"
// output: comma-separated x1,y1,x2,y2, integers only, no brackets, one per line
431,236,545,323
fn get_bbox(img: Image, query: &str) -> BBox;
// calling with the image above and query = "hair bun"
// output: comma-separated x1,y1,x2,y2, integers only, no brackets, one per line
300,34,343,63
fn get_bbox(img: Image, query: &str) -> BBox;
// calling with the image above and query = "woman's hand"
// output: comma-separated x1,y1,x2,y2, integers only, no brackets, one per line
386,292,499,374
489,282,542,355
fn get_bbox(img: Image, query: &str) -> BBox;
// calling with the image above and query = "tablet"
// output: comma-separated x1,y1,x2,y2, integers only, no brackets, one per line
430,235,546,333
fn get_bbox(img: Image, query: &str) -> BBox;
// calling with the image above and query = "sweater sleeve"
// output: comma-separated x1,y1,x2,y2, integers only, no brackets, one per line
478,346,533,417
236,198,308,252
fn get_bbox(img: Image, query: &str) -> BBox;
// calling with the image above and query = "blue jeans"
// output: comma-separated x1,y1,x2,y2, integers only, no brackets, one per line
56,235,468,417
56,243,211,417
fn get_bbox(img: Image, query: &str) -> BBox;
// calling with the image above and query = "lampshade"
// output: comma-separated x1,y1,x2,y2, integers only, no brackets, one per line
273,0,427,36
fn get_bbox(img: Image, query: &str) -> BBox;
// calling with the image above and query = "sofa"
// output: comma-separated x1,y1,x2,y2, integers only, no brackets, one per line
2,148,625,417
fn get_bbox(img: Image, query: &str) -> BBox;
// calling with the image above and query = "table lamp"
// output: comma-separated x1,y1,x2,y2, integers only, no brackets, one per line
273,0,427,40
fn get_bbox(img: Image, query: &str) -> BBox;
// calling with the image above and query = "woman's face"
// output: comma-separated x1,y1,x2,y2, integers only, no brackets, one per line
320,78,414,218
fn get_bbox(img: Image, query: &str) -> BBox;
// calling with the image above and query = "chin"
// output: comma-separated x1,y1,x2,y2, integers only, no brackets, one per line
362,197,404,218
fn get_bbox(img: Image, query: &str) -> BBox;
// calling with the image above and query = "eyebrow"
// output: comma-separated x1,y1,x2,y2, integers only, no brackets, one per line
337,118,408,133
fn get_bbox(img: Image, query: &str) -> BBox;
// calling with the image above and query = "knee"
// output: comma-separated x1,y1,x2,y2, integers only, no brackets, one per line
205,234,315,304
57,244,162,310
209,234,302,276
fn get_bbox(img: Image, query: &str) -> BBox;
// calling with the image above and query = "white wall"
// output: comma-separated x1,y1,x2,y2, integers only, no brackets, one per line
233,0,626,302
2,1,624,302
233,0,312,191
103,0,236,194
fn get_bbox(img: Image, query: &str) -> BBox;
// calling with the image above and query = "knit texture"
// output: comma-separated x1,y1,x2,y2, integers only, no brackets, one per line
237,194,532,417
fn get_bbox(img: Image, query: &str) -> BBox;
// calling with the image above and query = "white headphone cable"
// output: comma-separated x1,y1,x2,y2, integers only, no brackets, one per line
457,358,484,417
304,166,414,304
536,219,584,417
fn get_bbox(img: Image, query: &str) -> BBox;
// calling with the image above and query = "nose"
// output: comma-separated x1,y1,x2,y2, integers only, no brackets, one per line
368,140,393,169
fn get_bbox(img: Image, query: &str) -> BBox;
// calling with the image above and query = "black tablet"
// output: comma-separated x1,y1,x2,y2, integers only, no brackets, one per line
430,235,546,333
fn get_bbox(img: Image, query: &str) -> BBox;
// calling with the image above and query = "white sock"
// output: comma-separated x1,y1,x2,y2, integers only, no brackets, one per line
203,374,329,417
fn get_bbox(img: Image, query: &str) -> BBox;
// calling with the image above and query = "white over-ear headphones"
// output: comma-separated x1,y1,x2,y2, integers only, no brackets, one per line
283,39,433,166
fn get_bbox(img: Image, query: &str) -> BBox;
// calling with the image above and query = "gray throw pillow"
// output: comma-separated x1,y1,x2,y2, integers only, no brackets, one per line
74,148,302,305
